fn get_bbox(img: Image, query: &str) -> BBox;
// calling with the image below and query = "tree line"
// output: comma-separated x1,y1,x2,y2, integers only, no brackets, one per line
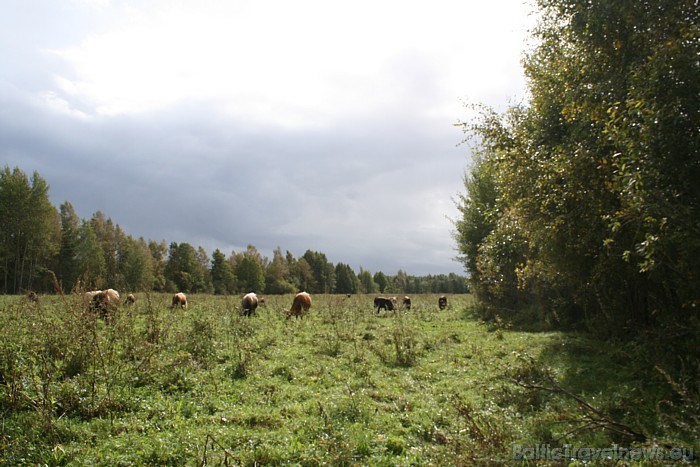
0,166,467,296
453,0,698,332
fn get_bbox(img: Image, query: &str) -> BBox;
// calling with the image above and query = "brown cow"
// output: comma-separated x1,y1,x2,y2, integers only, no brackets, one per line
126,293,136,305
84,290,101,311
241,292,259,317
85,290,101,300
402,296,411,310
26,290,39,303
171,292,188,309
286,292,312,319
92,288,120,321
438,295,448,310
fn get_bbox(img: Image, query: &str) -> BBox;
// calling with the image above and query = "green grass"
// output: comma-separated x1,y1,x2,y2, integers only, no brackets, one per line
0,293,697,465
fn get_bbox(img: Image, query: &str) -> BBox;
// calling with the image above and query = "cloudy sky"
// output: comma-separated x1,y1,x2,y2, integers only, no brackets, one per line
1,0,535,276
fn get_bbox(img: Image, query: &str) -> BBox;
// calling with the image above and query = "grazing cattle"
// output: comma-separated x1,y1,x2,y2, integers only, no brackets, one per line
26,290,39,303
286,292,312,319
402,296,411,310
84,290,101,310
92,288,120,321
126,293,136,305
85,290,101,300
438,295,448,310
374,296,394,313
241,292,259,317
171,292,188,309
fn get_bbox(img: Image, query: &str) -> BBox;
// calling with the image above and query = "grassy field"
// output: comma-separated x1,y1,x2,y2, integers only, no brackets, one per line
0,293,697,465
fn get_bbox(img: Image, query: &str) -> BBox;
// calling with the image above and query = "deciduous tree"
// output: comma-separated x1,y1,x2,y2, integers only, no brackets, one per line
211,248,236,294
455,0,700,328
0,167,59,293
334,262,358,294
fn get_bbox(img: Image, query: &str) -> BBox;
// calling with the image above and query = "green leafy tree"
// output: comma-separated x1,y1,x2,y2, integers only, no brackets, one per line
148,240,168,291
90,211,124,288
0,167,59,293
196,246,214,293
334,263,358,294
373,271,388,293
74,220,106,290
456,0,699,327
166,242,209,293
406,276,424,294
284,250,299,288
448,273,469,294
453,157,499,301
393,270,408,294
294,258,314,292
230,245,267,293
358,268,377,294
121,236,154,292
211,248,236,294
235,255,265,293
265,247,296,294
302,250,335,293
57,201,81,292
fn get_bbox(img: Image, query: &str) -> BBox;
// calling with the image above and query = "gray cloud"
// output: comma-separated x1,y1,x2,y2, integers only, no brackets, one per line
1,89,465,274
1,0,534,275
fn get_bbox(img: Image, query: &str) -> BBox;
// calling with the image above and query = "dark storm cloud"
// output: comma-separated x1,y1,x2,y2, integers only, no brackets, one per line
1,87,465,274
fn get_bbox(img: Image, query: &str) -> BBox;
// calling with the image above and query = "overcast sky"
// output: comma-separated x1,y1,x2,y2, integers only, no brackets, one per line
1,0,535,276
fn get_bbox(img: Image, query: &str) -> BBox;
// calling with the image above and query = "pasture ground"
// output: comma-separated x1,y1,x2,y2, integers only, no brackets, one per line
0,293,697,465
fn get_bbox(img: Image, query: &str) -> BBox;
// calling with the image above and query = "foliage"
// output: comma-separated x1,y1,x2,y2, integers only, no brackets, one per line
0,166,59,294
234,254,265,293
210,248,236,294
455,0,700,330
74,220,106,290
334,262,359,294
57,202,81,292
264,247,296,294
302,249,335,293
165,242,209,293
358,268,377,293
373,271,389,292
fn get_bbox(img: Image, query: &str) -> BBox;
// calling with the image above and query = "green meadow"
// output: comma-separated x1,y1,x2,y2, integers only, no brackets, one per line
0,293,696,465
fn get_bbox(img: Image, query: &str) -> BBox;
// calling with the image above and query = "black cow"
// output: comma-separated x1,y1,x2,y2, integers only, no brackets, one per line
402,296,412,310
374,296,394,313
438,295,448,310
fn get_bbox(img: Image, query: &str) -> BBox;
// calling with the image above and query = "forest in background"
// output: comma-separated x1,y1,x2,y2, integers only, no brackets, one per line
0,166,467,296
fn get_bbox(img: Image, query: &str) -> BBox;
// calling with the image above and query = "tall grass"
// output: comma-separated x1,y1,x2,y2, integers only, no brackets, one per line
0,293,696,465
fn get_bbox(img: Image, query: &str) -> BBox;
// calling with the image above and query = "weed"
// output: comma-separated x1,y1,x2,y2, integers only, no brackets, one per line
391,311,420,367
0,293,697,464
228,348,253,380
453,397,511,451
184,314,215,367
